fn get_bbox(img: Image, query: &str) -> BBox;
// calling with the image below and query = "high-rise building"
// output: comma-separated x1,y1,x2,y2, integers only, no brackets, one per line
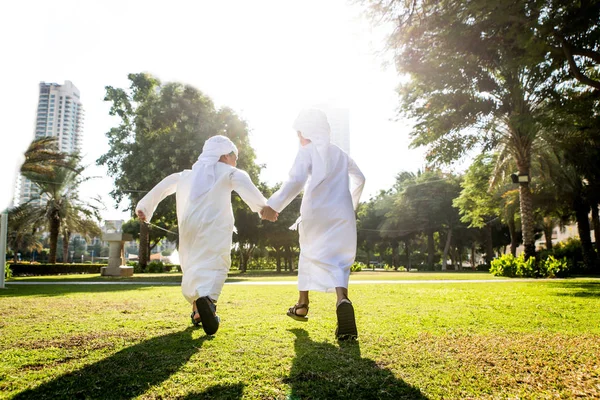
315,105,350,154
15,81,84,206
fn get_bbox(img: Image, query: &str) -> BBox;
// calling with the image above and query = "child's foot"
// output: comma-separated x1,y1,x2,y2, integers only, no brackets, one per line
286,303,309,322
195,296,220,335
335,299,358,341
190,311,201,327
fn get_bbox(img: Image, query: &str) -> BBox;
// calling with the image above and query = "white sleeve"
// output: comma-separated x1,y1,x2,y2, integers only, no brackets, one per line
135,172,181,222
348,157,365,211
267,148,311,213
231,169,268,214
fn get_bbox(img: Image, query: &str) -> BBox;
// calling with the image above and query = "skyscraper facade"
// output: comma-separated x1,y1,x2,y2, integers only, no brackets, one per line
15,81,84,206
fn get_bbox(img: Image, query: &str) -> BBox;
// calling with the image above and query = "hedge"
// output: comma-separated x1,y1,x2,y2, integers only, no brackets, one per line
8,263,107,276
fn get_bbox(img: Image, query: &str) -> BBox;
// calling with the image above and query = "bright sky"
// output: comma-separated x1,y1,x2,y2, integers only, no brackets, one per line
1,0,426,221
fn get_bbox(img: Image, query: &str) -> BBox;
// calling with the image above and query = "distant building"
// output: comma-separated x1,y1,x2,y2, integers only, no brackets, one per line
15,81,84,206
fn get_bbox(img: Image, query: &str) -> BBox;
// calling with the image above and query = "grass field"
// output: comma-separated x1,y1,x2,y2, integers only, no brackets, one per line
1,274,598,399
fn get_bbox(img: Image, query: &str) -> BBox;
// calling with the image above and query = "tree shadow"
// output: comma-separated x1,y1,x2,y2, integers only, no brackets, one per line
13,327,207,399
285,329,428,400
177,382,245,399
549,281,600,298
0,284,168,298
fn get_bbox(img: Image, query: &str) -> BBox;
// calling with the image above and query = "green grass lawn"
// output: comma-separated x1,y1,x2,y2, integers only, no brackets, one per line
9,270,508,283
1,277,599,399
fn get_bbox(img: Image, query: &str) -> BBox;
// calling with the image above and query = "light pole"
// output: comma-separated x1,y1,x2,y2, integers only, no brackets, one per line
1,210,8,289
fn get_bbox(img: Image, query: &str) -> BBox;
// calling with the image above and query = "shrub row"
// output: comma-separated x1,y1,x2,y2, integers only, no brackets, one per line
490,254,569,278
8,263,106,276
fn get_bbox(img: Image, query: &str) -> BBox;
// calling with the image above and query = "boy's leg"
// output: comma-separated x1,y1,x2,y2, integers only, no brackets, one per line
287,291,310,321
335,286,357,340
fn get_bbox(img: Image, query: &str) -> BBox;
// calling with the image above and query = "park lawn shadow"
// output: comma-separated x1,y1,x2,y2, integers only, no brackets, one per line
0,284,168,298
285,329,428,400
177,383,245,399
12,327,207,400
549,280,600,298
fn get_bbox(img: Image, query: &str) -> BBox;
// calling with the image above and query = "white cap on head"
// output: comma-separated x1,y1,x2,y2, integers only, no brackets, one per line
190,135,238,200
293,108,331,187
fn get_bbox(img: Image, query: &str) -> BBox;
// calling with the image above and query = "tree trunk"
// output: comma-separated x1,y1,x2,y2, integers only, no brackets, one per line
574,197,597,272
441,228,452,271
427,229,435,267
48,211,60,264
139,222,149,271
592,203,600,256
484,225,494,265
404,239,411,271
456,246,462,271
507,215,518,256
392,242,399,270
543,217,553,251
276,248,282,273
471,242,476,269
518,181,536,260
62,231,71,263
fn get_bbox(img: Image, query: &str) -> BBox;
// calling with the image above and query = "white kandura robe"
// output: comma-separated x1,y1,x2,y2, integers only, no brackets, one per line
136,162,267,303
267,143,365,292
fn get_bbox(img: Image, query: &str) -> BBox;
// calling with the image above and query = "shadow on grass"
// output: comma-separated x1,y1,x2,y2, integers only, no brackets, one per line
549,281,600,298
0,284,165,297
13,327,206,400
178,383,245,399
285,329,428,400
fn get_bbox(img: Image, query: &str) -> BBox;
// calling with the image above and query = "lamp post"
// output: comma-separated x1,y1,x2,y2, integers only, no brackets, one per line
0,210,7,289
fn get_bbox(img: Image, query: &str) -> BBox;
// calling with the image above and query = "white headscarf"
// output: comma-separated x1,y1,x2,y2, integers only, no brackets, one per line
190,135,238,200
292,108,331,187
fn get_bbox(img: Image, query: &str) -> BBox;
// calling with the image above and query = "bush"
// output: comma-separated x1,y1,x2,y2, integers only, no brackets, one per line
5,262,12,279
351,262,364,272
539,255,569,278
490,253,569,278
9,263,105,276
490,253,535,277
147,260,165,273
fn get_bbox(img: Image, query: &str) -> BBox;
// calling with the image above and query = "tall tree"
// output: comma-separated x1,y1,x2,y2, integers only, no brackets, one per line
363,0,554,260
98,73,263,270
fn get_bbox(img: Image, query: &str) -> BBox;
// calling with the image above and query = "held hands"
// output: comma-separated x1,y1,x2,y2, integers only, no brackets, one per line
260,206,279,222
136,210,147,222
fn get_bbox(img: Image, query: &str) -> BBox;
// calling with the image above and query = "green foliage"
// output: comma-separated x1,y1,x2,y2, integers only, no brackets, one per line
490,254,535,278
147,260,165,273
4,262,12,279
539,255,569,278
9,263,104,276
490,252,569,278
351,262,364,272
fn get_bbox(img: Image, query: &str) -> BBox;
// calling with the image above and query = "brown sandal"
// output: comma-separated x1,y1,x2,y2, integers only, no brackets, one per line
287,303,309,322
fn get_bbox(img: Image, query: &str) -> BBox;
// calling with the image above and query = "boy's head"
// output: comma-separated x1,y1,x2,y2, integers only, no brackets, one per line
219,151,237,167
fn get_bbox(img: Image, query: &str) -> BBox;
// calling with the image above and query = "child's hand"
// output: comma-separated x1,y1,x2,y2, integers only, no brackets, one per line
137,210,147,222
260,206,278,222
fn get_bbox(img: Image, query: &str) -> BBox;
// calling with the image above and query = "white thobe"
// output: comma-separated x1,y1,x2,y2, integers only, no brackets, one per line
267,144,365,292
136,162,267,303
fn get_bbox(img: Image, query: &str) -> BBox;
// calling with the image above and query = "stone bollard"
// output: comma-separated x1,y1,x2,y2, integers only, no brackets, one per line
100,220,134,277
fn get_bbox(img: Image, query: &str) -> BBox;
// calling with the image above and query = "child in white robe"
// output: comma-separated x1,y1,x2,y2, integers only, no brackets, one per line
262,109,365,340
136,135,271,335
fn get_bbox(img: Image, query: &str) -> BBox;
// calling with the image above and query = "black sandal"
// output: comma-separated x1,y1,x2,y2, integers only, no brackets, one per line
195,296,220,335
287,303,309,322
190,311,201,327
335,299,358,340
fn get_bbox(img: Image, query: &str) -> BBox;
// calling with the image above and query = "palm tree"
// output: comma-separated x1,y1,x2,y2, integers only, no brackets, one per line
23,156,102,264
21,137,71,177
6,204,43,262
